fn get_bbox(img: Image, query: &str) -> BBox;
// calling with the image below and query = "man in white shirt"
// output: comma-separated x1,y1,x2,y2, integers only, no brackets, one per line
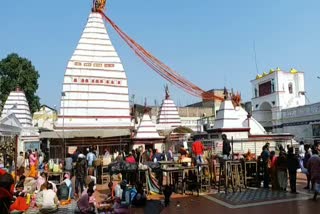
299,141,305,159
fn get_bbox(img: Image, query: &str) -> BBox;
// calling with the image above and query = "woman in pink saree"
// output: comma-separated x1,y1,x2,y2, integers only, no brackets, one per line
28,151,38,178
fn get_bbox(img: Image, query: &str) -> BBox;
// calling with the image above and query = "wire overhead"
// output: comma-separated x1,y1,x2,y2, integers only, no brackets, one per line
99,11,224,101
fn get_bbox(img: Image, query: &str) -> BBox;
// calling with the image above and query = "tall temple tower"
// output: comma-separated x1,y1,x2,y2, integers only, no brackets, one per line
55,4,131,130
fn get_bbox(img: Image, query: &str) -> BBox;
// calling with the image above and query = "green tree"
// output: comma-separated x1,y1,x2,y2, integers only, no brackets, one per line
0,53,40,114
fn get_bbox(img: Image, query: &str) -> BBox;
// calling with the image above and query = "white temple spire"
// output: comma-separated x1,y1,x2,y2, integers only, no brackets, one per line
157,85,181,129
55,11,131,129
1,87,33,127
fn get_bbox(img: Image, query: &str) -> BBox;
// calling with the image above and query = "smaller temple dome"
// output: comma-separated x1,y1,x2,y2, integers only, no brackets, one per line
135,113,163,139
1,88,33,127
157,86,181,129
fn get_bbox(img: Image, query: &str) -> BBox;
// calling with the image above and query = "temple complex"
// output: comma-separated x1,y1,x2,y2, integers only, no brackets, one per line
196,90,294,154
157,86,181,130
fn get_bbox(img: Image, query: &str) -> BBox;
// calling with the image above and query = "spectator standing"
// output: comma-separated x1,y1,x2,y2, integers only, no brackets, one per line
277,150,288,191
287,147,300,193
261,144,270,189
303,144,312,189
65,153,73,174
307,145,320,201
16,152,25,180
125,152,136,164
192,140,205,164
222,134,231,160
86,149,97,168
167,147,173,161
28,151,38,179
299,141,305,159
75,154,87,197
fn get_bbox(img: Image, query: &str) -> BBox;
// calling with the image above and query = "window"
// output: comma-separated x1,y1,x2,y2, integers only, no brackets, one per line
288,83,293,94
259,81,272,96
254,88,258,98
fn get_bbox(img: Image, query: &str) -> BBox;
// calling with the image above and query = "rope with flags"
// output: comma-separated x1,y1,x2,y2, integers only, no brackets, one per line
98,11,224,101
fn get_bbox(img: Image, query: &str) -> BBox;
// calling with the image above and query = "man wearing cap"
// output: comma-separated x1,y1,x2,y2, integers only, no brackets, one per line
75,153,87,197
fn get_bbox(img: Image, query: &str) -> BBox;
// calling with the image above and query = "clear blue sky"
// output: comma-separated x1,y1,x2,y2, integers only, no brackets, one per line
1,0,320,108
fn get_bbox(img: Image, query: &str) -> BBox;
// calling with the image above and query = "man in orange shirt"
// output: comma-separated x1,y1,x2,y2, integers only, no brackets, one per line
192,140,205,164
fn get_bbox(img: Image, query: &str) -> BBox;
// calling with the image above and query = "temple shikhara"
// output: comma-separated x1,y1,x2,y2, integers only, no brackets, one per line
133,104,164,151
1,88,33,127
157,85,181,129
55,12,131,130
40,4,132,157
0,88,39,153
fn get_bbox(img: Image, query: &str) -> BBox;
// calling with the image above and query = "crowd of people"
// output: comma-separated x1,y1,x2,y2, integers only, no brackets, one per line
2,138,320,213
257,141,320,201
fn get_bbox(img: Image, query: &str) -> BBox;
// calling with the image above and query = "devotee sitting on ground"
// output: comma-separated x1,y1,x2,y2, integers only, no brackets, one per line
77,181,96,214
38,183,59,213
99,181,115,204
126,152,136,164
58,173,72,203
14,175,26,197
0,169,14,214
131,182,146,207
37,172,47,191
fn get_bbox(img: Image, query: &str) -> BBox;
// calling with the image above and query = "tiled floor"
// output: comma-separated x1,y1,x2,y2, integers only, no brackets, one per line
207,188,308,207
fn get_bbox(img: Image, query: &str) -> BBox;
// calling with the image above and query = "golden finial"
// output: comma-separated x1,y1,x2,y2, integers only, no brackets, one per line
92,0,107,12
